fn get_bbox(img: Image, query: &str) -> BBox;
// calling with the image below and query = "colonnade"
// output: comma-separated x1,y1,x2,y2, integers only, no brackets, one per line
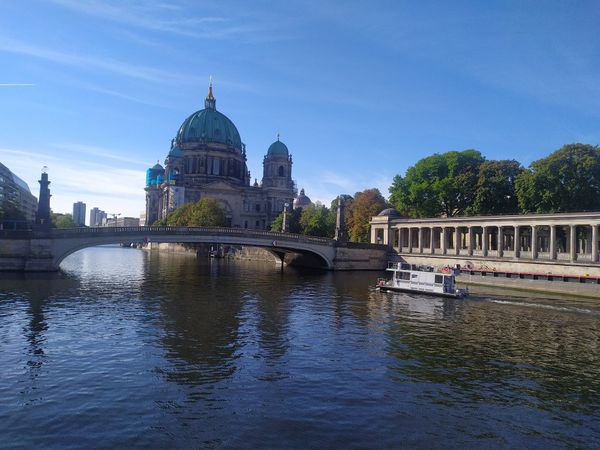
370,213,600,263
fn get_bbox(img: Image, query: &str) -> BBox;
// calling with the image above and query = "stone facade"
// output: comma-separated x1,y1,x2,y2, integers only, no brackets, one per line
145,83,295,229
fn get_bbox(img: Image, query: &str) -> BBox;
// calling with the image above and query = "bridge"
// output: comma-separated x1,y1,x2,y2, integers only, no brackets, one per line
0,226,389,271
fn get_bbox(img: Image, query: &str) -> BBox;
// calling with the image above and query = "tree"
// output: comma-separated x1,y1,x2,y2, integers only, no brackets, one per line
515,143,600,213
389,150,485,217
346,188,388,242
270,207,302,234
157,198,227,227
468,160,523,215
299,203,335,237
0,199,25,221
51,212,76,228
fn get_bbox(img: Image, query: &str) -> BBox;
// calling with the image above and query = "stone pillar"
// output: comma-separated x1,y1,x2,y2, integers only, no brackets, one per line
455,227,461,255
549,225,557,260
570,225,577,262
514,225,520,258
383,227,390,247
497,226,504,258
531,225,537,260
482,226,489,257
593,225,598,263
418,227,424,253
370,226,377,244
441,227,447,255
408,228,413,253
430,227,435,255
468,227,474,256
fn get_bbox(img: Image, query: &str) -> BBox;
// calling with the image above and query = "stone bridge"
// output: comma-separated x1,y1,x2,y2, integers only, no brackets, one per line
0,226,389,271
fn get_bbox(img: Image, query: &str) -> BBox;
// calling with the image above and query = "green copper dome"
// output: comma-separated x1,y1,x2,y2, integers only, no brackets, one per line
177,109,242,150
267,139,289,156
176,83,242,150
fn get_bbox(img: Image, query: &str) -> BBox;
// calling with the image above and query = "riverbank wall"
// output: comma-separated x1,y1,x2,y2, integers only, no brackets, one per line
398,254,600,298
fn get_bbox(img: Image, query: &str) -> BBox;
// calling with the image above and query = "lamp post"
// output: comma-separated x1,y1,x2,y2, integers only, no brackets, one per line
282,202,289,233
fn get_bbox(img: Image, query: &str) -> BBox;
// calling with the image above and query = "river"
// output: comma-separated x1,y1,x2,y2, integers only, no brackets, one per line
1,246,599,448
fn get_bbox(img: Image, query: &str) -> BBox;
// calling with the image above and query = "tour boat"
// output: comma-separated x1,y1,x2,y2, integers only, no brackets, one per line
376,262,469,298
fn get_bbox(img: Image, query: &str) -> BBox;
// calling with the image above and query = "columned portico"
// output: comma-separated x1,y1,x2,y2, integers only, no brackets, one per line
370,210,600,266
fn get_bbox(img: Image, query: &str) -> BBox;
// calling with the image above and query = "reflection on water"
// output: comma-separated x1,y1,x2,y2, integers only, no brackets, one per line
0,246,599,448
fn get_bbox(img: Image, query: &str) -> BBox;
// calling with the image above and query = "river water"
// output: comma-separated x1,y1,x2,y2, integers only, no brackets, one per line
1,246,600,449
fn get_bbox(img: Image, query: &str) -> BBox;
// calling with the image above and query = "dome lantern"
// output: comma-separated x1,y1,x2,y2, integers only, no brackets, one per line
205,76,216,110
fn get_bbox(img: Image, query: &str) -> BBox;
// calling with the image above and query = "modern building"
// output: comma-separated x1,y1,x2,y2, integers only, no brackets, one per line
106,216,140,227
73,201,86,226
89,207,107,227
145,82,296,229
0,162,38,222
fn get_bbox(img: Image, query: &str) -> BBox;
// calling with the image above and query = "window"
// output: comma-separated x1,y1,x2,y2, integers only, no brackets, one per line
435,275,443,284
255,220,260,228
278,165,285,177
255,203,261,212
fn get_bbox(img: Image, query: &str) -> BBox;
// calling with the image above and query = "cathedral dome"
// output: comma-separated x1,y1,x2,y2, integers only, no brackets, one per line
267,138,289,156
175,82,242,150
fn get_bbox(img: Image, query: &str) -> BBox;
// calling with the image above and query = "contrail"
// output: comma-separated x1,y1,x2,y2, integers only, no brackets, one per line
0,83,36,86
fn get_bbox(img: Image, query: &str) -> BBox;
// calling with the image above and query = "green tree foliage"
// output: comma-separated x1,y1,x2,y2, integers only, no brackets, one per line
270,207,302,234
51,212,76,228
299,203,335,237
468,160,523,215
346,188,388,242
0,199,25,221
389,150,484,217
515,144,600,213
155,198,227,227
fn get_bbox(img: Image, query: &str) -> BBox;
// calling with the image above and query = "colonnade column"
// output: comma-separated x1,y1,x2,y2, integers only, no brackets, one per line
455,228,461,255
418,227,424,253
497,226,504,258
593,225,598,263
430,227,435,255
531,225,538,260
514,225,520,258
407,228,413,253
482,226,489,257
441,227,447,255
468,227,474,256
550,225,557,260
570,225,577,262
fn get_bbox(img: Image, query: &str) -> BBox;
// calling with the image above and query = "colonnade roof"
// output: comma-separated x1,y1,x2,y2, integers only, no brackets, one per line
371,211,600,227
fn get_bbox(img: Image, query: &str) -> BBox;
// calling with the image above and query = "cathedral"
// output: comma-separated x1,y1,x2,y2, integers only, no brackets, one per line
145,82,296,229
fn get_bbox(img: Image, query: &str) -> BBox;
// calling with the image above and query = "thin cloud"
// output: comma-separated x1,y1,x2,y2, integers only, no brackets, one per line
0,83,35,87
51,143,153,167
49,0,260,40
1,147,146,216
0,36,195,85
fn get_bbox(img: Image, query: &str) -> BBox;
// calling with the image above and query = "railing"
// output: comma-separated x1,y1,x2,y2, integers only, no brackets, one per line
23,226,337,246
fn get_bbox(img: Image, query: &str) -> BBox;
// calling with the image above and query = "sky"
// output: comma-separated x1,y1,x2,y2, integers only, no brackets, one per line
1,0,599,221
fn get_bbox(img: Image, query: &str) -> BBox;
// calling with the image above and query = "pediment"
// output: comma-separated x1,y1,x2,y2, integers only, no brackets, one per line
202,180,243,192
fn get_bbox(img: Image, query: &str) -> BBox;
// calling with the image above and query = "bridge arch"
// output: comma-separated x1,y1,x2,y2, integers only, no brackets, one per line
50,227,336,270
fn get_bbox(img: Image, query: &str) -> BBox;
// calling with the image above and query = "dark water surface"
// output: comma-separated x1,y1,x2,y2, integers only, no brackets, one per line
1,246,600,449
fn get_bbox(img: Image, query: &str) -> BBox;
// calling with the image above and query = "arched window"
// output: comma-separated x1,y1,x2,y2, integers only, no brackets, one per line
278,165,285,177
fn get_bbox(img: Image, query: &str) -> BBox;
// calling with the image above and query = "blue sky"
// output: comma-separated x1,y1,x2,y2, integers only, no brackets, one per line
1,0,599,219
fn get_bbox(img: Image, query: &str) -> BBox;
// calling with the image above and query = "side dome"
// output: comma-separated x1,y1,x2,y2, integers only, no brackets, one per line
377,208,402,218
293,188,312,209
176,109,242,150
267,139,289,156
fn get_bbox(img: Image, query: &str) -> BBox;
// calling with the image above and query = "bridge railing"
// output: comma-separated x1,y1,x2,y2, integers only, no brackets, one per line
41,226,337,246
